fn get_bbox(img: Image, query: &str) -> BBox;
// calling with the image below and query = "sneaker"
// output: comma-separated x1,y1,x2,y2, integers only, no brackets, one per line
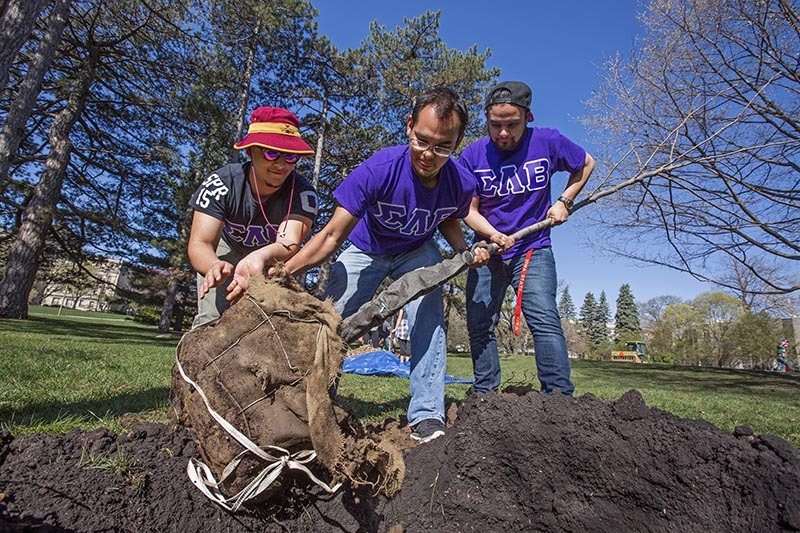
410,419,445,443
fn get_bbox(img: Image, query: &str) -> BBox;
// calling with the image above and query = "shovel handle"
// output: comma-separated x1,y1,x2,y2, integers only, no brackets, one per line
478,217,556,255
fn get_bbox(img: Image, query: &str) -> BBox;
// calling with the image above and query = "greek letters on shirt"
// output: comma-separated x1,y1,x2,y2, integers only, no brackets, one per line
224,221,274,248
189,163,319,256
375,202,458,236
223,189,317,248
195,173,229,208
474,158,551,197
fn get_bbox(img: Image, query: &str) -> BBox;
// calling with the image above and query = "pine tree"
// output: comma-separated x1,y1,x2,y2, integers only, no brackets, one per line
614,283,641,343
593,291,611,346
0,0,204,318
558,286,576,321
578,292,596,339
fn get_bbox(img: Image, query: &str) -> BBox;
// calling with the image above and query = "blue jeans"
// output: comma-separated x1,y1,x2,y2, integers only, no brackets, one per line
466,246,574,395
325,240,447,426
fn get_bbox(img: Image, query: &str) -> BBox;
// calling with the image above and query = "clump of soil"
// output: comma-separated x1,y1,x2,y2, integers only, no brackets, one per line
2,390,799,532
0,421,381,532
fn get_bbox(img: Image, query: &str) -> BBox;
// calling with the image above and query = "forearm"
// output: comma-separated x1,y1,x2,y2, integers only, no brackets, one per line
561,152,595,201
188,241,225,275
438,219,469,251
282,206,357,276
464,210,500,240
244,242,298,268
283,231,344,276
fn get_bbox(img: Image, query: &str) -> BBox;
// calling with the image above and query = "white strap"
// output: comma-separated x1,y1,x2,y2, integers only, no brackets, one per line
175,352,341,511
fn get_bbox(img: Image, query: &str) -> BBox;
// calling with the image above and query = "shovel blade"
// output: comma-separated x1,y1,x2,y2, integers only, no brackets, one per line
339,252,470,344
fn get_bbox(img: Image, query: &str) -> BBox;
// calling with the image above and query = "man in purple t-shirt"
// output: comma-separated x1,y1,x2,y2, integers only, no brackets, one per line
279,88,503,443
461,81,595,396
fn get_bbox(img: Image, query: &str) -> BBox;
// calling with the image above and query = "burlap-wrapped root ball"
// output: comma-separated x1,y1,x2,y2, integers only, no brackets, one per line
171,273,403,509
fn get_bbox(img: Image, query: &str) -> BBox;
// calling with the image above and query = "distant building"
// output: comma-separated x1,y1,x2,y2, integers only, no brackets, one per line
35,258,133,313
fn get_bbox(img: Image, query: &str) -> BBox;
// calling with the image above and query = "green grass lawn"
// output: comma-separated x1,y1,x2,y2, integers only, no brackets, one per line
2,308,798,449
1,309,177,434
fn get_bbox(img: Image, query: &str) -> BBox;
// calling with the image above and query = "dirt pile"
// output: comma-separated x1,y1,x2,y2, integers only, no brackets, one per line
385,390,800,531
2,390,799,532
0,422,379,532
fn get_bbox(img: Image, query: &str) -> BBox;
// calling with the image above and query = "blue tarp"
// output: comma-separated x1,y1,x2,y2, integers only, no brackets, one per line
342,350,473,384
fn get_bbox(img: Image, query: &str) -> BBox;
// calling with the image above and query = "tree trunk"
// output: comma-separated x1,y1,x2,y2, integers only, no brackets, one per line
172,304,184,332
0,0,51,93
230,19,260,164
312,96,327,190
443,283,452,335
0,50,96,319
0,0,70,190
158,275,178,333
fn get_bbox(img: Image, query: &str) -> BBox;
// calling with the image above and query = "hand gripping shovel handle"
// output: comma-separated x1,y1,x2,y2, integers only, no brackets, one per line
339,217,555,344
480,216,555,256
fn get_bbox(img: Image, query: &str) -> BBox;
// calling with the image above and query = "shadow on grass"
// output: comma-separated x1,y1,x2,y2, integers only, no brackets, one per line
0,316,182,347
336,393,412,420
0,387,171,429
336,383,472,421
573,360,800,397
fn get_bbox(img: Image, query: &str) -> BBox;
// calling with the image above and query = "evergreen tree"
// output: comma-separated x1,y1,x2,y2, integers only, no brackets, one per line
0,0,202,318
578,292,596,338
0,4,500,322
0,0,51,94
558,285,576,321
614,283,641,343
593,291,611,346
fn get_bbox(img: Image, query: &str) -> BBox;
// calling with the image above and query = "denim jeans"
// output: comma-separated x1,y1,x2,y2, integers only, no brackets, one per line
466,246,574,395
326,240,447,426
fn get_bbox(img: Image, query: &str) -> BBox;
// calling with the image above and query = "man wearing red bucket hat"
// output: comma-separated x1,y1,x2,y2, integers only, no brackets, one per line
274,88,511,443
187,106,318,327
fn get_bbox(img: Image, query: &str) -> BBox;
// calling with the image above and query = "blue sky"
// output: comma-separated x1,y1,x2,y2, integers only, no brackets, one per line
313,0,711,312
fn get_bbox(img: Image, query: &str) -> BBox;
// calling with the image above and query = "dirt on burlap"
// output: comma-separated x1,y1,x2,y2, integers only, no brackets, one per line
2,387,799,532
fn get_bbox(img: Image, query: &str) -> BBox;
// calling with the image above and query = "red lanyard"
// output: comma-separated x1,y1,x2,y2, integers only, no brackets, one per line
251,164,294,239
514,248,534,335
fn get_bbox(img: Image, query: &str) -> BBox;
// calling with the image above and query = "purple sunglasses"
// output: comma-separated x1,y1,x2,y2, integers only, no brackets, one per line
262,148,300,164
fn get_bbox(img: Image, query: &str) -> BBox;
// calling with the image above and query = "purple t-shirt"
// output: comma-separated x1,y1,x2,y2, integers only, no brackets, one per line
334,145,476,255
459,127,586,259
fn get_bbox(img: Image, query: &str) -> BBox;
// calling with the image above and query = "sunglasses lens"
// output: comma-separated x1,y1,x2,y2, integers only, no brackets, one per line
263,149,299,164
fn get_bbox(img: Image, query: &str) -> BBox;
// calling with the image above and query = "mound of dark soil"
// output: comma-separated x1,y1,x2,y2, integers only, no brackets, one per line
2,390,799,532
385,390,800,532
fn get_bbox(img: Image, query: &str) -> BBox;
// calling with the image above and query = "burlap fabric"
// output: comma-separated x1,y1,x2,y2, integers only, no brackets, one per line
171,273,403,507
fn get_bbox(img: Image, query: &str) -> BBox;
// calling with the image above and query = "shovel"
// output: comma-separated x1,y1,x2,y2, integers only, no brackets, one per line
339,217,555,343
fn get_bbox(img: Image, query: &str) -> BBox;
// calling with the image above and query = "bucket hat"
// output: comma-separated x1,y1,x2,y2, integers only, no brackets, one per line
233,107,314,154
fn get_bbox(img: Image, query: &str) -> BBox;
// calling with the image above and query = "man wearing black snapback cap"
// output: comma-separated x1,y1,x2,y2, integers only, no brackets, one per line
461,81,595,396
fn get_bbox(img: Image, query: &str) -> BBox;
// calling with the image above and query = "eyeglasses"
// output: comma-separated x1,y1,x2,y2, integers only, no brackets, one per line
262,148,300,164
409,137,454,158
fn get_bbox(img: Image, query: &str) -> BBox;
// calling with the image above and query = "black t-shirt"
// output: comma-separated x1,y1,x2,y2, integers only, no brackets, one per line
189,162,318,257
